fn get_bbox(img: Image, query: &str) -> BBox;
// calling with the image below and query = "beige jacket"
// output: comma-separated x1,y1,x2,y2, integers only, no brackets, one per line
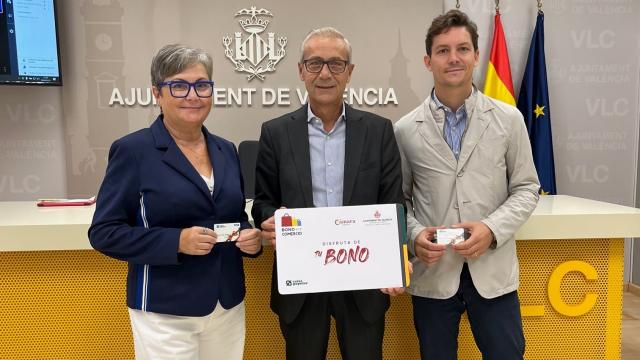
394,90,540,299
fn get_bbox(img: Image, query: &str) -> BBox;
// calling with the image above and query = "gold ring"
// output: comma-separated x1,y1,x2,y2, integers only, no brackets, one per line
202,227,207,235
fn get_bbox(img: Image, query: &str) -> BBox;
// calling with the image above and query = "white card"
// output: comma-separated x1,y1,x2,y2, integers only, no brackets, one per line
214,223,241,242
436,228,465,245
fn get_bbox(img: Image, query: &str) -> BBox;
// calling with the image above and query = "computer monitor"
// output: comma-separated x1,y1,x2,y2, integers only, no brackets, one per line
0,0,62,86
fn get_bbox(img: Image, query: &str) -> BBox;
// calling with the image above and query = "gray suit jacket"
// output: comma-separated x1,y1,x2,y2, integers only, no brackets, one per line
394,90,540,299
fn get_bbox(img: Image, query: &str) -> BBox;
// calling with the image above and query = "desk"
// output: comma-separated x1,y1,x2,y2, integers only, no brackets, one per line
1,196,640,359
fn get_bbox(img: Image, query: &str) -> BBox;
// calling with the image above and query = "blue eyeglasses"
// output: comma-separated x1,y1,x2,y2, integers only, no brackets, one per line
157,80,215,98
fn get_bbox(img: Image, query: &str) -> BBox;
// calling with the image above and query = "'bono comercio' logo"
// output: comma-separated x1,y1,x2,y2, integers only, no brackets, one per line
280,213,302,227
280,213,303,237
222,6,287,82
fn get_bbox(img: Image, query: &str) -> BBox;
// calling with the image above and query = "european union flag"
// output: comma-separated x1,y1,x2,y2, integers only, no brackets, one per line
517,11,556,195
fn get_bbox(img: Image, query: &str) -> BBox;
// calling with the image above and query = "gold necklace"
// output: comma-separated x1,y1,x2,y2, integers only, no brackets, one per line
165,124,209,164
176,140,206,161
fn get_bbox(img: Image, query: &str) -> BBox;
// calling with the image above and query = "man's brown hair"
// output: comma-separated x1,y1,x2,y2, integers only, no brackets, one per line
425,10,479,56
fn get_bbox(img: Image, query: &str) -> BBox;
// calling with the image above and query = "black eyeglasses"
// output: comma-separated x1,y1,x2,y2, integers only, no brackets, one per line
302,59,349,74
157,80,215,98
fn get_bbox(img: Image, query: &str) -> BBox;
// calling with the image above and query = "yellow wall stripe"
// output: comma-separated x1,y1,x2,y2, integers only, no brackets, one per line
605,239,624,359
403,244,410,287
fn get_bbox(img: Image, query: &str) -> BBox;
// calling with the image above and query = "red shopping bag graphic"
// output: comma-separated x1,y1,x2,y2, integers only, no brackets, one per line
281,213,292,227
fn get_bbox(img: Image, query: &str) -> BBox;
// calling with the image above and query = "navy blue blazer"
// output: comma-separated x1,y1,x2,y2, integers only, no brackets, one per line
89,115,259,317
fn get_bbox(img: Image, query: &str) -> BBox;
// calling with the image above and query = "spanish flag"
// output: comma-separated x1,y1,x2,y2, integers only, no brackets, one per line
483,12,515,105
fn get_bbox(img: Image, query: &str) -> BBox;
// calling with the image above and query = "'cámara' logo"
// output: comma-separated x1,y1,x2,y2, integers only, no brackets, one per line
222,6,287,82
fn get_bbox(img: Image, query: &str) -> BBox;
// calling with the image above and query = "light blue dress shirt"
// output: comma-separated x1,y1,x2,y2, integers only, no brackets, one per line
307,103,346,207
432,90,472,160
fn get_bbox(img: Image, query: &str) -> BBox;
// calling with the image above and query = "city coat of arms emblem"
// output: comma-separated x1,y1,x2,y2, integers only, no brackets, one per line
223,6,287,82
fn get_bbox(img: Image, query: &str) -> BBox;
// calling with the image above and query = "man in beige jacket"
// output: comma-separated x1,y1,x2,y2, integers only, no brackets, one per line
394,10,540,360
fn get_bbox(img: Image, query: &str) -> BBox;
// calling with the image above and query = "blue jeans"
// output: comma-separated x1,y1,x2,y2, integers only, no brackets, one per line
412,263,525,360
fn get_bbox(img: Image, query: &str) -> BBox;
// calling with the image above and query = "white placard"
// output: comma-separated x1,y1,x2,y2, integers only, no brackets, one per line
275,204,408,295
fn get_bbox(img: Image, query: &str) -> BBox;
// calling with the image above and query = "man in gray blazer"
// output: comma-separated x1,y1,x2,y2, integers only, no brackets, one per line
394,10,540,360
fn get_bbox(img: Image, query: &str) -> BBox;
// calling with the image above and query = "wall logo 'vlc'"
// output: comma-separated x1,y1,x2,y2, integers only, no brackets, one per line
222,6,287,82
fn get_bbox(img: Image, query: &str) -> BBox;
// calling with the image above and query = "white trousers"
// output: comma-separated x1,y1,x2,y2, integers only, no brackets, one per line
128,301,245,360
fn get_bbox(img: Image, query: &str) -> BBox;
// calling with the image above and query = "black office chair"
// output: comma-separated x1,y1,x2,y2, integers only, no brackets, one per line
238,140,259,199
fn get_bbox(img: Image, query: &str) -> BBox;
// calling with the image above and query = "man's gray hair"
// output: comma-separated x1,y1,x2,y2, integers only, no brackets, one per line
150,44,213,87
299,27,352,63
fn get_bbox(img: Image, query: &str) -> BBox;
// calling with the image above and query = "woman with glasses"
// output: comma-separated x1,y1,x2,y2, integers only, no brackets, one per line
89,44,262,360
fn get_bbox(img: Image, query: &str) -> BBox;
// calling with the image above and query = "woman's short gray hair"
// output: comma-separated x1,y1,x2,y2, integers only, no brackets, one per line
150,44,213,87
299,27,352,63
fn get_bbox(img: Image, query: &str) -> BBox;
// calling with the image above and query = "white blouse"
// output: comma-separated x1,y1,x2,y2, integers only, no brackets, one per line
200,170,214,195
